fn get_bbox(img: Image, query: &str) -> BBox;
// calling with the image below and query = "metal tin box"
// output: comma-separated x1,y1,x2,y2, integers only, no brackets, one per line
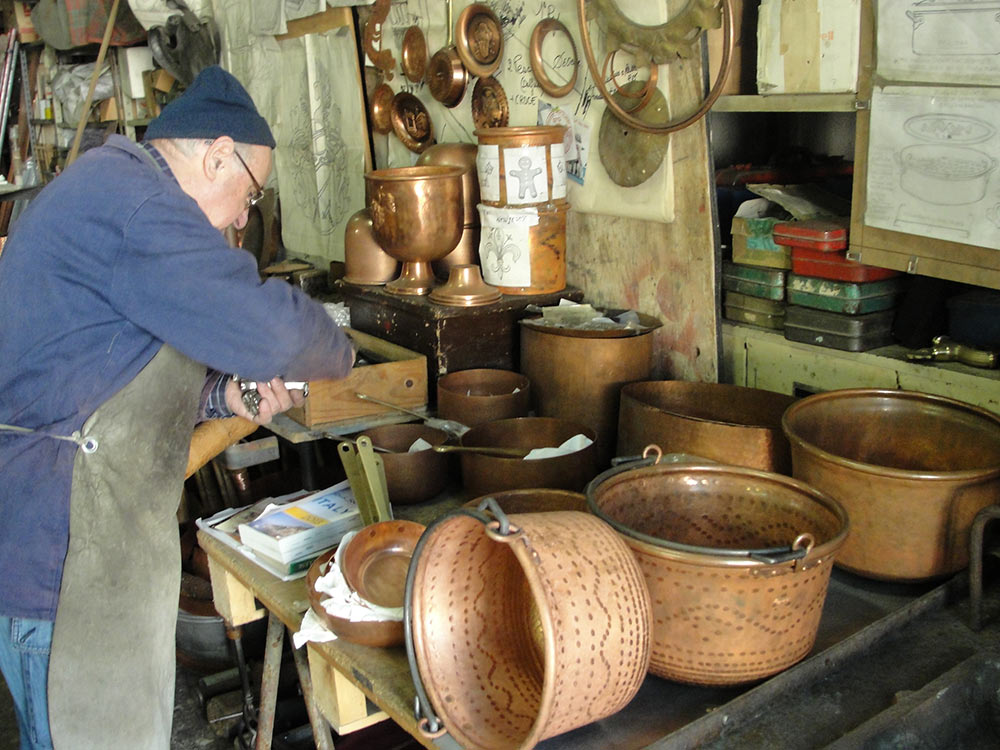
722,261,786,301
772,218,849,252
731,216,790,269
787,274,903,315
724,291,785,330
784,305,895,352
791,247,900,283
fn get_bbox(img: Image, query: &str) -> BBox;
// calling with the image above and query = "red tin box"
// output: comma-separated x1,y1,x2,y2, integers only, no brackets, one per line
773,218,849,252
791,247,900,283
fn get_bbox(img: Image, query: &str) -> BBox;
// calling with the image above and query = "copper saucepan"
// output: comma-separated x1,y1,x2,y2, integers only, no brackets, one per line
427,0,468,108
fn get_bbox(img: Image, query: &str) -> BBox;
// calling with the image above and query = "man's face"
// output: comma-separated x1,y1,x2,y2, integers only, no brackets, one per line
204,143,273,231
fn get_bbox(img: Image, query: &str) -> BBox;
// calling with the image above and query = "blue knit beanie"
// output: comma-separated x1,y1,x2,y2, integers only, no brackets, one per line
144,66,275,148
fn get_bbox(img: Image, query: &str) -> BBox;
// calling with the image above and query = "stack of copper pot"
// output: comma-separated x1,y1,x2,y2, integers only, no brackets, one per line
474,125,569,295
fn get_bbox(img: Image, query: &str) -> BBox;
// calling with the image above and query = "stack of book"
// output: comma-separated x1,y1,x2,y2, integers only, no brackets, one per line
196,480,362,580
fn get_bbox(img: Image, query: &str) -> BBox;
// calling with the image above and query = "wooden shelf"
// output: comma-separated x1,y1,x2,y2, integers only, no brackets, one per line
713,93,860,113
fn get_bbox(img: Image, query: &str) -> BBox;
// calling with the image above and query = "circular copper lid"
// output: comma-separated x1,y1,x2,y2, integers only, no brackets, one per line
454,3,503,78
390,91,436,153
401,25,428,83
471,76,509,130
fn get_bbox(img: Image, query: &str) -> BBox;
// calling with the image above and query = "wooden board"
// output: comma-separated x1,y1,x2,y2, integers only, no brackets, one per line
285,329,427,428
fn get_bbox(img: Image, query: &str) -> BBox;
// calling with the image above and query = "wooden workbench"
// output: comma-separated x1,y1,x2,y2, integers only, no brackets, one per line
196,493,465,749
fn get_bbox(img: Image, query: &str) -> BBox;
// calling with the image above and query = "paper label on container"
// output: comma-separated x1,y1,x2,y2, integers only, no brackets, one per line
503,145,548,204
477,144,501,203
477,205,540,287
551,141,567,200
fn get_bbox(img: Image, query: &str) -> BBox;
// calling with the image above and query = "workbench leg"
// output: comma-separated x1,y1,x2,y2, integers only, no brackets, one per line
254,612,285,750
291,641,336,750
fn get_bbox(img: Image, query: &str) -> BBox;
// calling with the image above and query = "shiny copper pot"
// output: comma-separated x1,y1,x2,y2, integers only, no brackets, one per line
437,368,530,427
617,381,797,473
415,142,480,223
433,224,481,280
587,456,848,686
427,0,468,108
458,417,598,495
463,488,586,513
519,315,660,467
358,423,451,505
407,506,650,750
365,165,465,295
783,388,1000,582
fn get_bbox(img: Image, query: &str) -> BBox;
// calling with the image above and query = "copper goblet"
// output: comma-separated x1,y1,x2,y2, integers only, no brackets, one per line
365,166,466,295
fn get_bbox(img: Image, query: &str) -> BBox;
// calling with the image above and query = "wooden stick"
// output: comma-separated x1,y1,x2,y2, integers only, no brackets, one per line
66,0,121,167
186,416,258,479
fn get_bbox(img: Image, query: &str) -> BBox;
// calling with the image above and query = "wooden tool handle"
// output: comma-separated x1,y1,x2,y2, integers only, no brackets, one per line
185,417,258,478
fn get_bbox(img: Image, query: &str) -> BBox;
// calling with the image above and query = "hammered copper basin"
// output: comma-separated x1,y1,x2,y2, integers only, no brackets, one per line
437,368,531,427
587,460,848,686
463,488,587,514
458,417,598,495
782,389,1000,582
617,381,797,474
358,424,451,505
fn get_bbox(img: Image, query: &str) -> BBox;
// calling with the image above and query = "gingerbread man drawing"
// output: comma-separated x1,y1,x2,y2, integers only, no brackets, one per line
510,156,543,199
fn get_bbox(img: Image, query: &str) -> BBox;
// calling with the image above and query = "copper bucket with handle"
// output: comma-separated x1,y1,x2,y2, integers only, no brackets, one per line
586,446,849,686
405,500,651,750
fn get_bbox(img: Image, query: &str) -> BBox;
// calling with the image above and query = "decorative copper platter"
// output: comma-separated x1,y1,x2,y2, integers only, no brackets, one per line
370,82,394,134
471,76,509,130
401,25,428,83
455,3,503,78
390,91,435,153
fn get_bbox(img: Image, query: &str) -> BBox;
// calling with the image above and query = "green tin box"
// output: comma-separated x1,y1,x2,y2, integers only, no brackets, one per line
786,274,903,315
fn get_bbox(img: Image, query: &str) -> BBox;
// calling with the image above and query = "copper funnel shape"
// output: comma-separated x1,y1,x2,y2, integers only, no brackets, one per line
428,264,501,306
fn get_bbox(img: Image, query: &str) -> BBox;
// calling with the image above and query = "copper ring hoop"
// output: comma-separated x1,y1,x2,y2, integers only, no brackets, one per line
601,49,659,113
529,18,579,99
576,0,734,135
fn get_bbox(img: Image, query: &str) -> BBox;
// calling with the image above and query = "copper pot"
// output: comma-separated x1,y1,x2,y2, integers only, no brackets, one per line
783,388,1000,582
463,488,586,513
437,368,530,427
427,0,468,108
457,417,598,495
359,423,451,504
587,458,848,686
415,142,480,223
343,208,399,285
617,381,797,474
519,314,661,468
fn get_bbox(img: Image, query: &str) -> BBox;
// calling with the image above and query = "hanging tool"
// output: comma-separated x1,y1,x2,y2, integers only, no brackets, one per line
356,435,393,523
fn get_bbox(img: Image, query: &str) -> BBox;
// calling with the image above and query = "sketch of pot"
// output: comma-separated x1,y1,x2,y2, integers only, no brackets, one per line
897,144,997,205
907,0,1000,56
904,113,995,144
906,0,1000,55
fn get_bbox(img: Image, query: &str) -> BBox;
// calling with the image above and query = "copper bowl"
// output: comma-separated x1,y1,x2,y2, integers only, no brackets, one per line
358,424,451,505
617,381,798,474
305,549,403,647
437,368,530,427
783,388,1000,581
463,488,586,513
458,417,599,495
343,208,399,285
341,520,426,608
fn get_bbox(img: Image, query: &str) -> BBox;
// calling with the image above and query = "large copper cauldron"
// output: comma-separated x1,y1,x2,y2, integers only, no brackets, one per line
617,381,797,473
365,166,465,295
406,505,651,750
587,454,848,686
783,389,1000,582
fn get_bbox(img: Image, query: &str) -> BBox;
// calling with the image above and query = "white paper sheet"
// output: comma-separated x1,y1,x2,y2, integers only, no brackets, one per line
864,86,1000,251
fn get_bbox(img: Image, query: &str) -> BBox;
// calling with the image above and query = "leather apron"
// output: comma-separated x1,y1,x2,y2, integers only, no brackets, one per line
48,344,204,749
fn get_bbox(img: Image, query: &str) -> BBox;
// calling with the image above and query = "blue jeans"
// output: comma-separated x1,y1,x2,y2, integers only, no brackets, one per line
0,616,53,750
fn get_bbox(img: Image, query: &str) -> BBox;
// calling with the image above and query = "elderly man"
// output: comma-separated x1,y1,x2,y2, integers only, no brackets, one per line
0,66,354,749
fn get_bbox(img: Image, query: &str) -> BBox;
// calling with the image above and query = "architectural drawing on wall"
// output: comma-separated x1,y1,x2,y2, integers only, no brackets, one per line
866,86,1000,251
878,0,1000,84
907,0,1000,56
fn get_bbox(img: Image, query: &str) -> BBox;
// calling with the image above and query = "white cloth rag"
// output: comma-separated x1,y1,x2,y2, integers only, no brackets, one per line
524,433,593,460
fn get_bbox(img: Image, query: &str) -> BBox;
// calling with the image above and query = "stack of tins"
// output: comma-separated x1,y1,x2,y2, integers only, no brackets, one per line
474,126,568,294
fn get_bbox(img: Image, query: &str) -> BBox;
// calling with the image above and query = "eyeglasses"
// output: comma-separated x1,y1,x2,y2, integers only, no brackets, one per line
233,151,264,208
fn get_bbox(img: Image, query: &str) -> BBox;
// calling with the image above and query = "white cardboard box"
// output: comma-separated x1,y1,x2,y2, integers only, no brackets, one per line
756,0,861,94
119,46,155,99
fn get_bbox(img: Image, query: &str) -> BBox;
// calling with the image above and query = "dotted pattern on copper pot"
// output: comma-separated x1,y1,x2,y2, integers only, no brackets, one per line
409,511,651,750
591,468,847,687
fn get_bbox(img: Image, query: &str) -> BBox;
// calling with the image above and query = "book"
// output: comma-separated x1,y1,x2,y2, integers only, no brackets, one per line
195,492,323,581
237,480,362,564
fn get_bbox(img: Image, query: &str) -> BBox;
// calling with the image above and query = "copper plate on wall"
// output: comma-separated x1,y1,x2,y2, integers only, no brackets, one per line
390,91,435,153
454,3,503,78
370,82,394,134
401,25,428,83
471,76,509,130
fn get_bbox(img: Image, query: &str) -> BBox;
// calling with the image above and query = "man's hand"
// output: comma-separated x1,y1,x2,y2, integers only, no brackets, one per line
225,377,308,425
